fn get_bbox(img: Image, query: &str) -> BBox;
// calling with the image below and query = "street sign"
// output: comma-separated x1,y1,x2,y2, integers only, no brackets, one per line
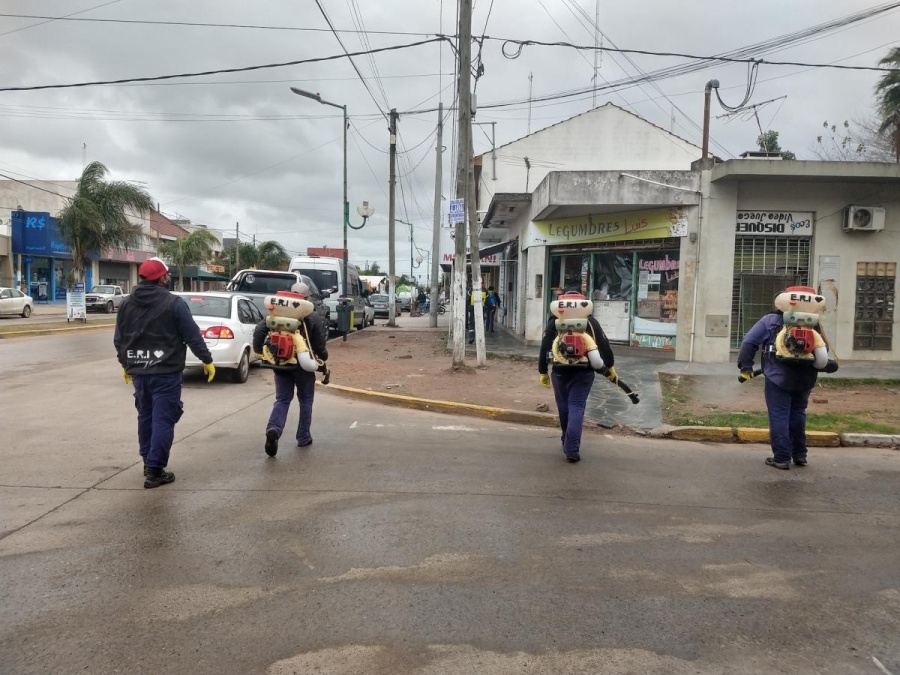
449,198,465,224
67,282,86,321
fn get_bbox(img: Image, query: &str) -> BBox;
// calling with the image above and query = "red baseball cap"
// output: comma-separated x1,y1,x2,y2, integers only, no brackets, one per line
139,257,169,281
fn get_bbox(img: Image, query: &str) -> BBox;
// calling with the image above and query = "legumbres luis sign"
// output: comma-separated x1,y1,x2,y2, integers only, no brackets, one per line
10,211,72,257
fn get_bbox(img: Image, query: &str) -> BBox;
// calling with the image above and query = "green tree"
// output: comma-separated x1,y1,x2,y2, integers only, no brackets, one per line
360,261,382,275
225,240,290,271
875,47,900,160
56,161,154,283
757,130,796,160
158,228,219,291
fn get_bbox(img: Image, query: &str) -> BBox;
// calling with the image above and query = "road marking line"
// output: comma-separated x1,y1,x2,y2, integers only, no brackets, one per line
873,656,894,675
349,421,357,429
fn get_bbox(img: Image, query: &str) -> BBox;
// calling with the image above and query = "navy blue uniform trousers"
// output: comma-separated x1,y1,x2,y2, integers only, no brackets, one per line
551,367,595,458
133,373,184,469
267,368,316,444
764,378,811,464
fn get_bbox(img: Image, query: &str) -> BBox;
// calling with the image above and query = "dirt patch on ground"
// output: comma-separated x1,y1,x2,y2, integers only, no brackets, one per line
660,372,900,432
324,329,555,413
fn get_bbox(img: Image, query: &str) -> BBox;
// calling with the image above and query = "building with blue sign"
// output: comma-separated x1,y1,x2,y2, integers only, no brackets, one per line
10,210,88,302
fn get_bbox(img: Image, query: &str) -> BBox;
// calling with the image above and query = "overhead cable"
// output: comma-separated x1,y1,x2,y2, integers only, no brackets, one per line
0,37,449,92
492,37,900,72
0,12,444,37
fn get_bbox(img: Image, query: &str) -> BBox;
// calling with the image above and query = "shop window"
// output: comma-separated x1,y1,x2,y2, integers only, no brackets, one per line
635,252,679,326
854,262,895,351
549,254,589,300
590,253,632,301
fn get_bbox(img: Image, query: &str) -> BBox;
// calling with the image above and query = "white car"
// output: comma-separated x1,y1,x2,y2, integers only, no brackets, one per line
363,298,375,326
0,287,34,318
175,292,264,383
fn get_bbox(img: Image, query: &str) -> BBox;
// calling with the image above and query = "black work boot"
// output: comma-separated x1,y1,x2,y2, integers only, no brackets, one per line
265,429,279,457
144,467,175,489
765,457,790,470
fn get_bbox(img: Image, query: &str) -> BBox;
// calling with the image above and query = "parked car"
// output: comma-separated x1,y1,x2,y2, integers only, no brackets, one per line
363,298,375,326
368,293,402,318
398,292,411,312
0,287,33,318
85,285,127,313
225,269,330,325
174,292,263,383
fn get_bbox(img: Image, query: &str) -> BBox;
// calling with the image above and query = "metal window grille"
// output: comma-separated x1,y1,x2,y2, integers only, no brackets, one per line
853,261,895,351
731,237,811,348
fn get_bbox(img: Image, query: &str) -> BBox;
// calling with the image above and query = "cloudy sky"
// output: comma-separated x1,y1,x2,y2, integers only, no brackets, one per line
1,0,898,279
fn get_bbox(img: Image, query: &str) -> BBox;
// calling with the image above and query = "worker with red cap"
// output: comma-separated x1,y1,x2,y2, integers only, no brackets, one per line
114,257,216,488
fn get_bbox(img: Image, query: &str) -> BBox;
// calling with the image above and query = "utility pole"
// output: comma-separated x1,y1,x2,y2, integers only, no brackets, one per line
235,222,240,270
592,0,599,107
527,73,534,135
468,127,486,367
429,102,443,328
387,108,399,327
451,0,473,366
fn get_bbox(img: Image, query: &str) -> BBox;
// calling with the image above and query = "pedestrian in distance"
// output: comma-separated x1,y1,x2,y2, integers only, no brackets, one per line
538,291,616,463
737,286,838,470
416,289,428,315
114,257,216,489
254,282,329,457
485,286,501,332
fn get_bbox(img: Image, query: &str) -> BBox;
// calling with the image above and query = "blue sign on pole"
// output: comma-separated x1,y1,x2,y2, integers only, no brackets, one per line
449,198,465,224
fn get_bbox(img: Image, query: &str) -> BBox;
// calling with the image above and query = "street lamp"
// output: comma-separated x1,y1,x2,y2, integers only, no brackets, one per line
290,87,373,299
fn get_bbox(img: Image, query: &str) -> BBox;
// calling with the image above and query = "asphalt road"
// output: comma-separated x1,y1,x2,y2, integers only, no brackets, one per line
1,331,899,674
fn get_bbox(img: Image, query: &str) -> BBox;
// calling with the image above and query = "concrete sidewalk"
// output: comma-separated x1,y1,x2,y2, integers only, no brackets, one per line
403,313,900,446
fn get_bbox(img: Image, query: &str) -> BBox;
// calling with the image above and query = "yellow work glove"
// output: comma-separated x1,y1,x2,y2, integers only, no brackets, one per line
605,366,618,383
122,369,132,385
203,362,216,383
539,373,550,388
738,370,754,383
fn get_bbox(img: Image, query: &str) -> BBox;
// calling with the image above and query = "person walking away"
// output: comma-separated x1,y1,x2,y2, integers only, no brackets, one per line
254,282,329,456
538,291,616,463
738,286,836,470
417,289,428,315
485,286,500,332
114,257,216,488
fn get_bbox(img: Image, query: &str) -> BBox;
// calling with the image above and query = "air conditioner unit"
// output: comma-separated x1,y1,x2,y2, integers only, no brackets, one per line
844,206,885,232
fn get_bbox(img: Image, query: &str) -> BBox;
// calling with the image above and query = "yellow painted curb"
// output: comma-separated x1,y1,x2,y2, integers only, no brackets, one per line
669,426,735,442
807,430,841,447
0,323,115,339
321,382,560,428
735,427,769,443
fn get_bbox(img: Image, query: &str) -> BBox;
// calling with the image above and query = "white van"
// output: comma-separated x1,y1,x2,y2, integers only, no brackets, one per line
288,256,367,332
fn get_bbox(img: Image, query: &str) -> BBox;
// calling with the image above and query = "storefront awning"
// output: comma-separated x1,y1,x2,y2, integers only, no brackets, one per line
478,239,515,258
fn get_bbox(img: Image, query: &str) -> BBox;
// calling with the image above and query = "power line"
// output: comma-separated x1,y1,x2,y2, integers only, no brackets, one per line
0,12,446,37
492,38,900,73
0,1,122,38
313,0,389,119
0,37,449,93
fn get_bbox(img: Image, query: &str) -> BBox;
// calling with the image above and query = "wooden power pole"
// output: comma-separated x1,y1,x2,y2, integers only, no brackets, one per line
387,108,399,327
451,0,473,367
429,102,443,328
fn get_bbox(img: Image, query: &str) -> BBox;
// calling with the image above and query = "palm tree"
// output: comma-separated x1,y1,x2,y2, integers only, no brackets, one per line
56,161,154,283
158,228,219,291
225,240,290,271
875,47,900,160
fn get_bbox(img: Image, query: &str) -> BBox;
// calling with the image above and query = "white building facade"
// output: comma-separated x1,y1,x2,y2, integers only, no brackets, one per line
461,105,900,362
